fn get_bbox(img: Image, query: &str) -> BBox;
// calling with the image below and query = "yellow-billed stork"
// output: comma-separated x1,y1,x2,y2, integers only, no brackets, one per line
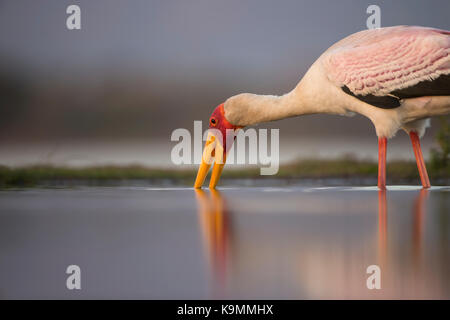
195,26,450,190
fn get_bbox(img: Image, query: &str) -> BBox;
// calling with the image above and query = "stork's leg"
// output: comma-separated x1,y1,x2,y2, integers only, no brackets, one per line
409,132,431,189
378,137,387,190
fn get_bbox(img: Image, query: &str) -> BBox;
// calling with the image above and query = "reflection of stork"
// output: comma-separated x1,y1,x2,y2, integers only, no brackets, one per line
412,189,429,269
195,26,450,190
378,190,388,268
194,189,231,296
377,189,429,283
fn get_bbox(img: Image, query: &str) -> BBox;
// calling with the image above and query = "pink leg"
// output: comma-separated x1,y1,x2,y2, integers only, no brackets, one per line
409,132,431,189
378,137,387,190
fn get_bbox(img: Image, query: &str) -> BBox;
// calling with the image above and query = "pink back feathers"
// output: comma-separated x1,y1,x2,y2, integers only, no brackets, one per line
322,26,450,97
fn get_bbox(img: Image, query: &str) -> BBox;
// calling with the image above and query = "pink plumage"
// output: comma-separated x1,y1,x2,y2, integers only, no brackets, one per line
323,26,450,97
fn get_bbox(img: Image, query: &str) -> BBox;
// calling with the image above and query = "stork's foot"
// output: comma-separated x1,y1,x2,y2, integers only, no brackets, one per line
378,137,387,190
409,132,431,189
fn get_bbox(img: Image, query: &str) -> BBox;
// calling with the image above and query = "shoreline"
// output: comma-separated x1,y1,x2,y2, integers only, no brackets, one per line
1,158,449,188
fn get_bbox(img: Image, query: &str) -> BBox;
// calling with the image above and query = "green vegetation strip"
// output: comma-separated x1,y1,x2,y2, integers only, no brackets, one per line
0,158,449,188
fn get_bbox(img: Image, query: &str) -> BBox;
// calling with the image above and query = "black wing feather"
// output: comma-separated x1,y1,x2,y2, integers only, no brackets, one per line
341,74,450,109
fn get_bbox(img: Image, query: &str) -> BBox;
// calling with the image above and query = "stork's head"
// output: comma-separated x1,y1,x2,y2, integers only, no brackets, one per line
194,103,242,189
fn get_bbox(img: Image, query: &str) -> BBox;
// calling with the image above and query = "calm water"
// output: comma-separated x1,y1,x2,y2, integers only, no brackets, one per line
0,185,449,299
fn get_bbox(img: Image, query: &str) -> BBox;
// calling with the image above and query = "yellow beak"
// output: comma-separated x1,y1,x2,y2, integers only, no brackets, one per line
194,131,226,189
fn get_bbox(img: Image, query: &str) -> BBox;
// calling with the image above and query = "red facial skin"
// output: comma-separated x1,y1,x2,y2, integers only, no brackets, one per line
208,103,240,153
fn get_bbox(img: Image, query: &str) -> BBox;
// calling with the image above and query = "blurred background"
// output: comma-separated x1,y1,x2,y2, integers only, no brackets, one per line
0,0,449,168
1,1,449,299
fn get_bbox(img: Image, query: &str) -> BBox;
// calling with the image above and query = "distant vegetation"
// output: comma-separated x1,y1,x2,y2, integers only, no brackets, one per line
1,157,449,188
430,116,450,172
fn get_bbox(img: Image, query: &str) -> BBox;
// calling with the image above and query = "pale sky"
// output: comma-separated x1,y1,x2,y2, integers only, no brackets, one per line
0,0,448,165
1,0,449,81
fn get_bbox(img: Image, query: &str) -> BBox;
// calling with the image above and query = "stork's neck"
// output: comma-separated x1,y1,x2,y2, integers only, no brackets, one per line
223,86,314,127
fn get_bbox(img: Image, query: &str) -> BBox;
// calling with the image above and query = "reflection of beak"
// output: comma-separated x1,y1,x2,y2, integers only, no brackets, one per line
194,131,226,189
194,188,229,291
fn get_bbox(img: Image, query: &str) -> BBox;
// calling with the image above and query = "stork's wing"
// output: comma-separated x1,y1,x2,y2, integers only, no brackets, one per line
323,26,450,109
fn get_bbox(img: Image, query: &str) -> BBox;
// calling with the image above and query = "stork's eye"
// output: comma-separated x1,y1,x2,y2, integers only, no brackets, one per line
210,118,217,125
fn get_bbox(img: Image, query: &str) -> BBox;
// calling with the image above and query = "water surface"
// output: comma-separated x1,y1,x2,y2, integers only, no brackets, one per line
0,185,449,299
